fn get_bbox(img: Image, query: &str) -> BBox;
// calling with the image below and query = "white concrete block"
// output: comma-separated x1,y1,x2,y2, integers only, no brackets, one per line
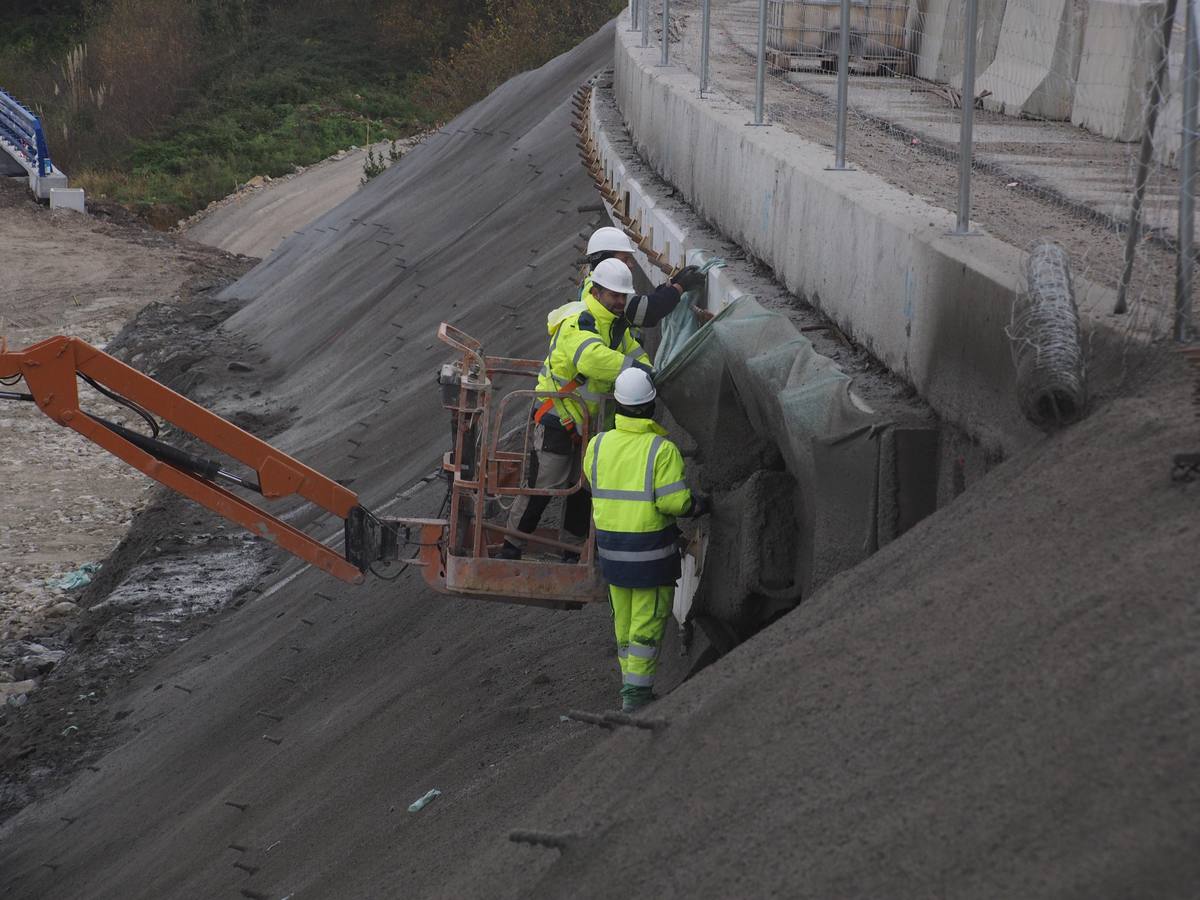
1072,0,1166,142
914,0,1008,86
49,187,86,213
975,0,1085,121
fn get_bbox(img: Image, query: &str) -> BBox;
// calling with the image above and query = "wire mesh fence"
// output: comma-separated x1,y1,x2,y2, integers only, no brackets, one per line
632,0,1198,389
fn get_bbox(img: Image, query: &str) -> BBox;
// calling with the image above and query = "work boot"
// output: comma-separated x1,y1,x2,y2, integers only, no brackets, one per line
496,541,522,560
620,686,655,713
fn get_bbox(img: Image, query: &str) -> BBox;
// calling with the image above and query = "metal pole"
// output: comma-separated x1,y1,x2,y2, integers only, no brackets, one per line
630,0,640,31
641,0,649,48
700,0,712,95
660,0,671,66
1116,0,1178,313
953,0,980,234
753,0,768,124
1177,0,1198,341
832,0,852,169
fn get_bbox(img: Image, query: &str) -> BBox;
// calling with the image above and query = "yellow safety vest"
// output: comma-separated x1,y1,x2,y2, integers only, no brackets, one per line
583,414,693,587
535,287,651,433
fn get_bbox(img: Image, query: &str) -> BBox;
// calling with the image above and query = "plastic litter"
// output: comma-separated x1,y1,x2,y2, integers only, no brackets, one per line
407,788,442,813
54,562,101,591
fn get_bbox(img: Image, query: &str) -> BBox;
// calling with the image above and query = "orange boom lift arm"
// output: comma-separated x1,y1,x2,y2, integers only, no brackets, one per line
1,327,608,608
0,334,367,584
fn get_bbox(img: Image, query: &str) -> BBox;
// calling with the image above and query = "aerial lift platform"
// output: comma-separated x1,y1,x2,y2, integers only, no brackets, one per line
0,323,607,610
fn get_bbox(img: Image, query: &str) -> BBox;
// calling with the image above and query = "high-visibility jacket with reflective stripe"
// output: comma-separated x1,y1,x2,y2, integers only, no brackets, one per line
580,275,683,331
536,287,651,432
583,414,693,588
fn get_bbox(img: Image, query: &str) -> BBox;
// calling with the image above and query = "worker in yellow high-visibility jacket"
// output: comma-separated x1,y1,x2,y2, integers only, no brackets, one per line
583,368,712,712
498,258,654,561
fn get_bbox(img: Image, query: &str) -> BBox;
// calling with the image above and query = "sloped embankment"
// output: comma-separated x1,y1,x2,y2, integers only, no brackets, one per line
2,23,657,900
439,359,1200,899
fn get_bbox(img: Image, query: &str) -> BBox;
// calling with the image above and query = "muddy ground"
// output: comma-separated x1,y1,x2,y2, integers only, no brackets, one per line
0,178,262,816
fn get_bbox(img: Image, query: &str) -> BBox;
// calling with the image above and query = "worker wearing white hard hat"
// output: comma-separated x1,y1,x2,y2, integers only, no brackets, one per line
584,367,711,712
498,258,655,561
583,226,708,331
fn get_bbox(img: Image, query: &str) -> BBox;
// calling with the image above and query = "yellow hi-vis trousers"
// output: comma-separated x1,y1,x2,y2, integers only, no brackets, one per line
610,584,673,690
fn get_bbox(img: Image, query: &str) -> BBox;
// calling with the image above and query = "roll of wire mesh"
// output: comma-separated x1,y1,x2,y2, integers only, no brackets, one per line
1008,240,1088,429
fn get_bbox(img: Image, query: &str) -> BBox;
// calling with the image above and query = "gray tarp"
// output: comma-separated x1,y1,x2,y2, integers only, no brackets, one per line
657,289,887,630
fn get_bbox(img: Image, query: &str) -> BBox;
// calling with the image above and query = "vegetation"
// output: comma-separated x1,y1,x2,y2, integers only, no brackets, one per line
1,0,622,225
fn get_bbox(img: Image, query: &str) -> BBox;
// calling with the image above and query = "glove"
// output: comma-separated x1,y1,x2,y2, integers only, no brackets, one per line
687,494,712,517
671,265,706,293
631,360,656,377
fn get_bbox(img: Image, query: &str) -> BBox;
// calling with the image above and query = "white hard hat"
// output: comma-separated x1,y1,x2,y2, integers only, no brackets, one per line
587,226,636,257
591,258,635,295
614,368,657,406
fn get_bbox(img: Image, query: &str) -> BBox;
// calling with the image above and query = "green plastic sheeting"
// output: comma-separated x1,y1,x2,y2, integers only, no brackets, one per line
656,288,888,632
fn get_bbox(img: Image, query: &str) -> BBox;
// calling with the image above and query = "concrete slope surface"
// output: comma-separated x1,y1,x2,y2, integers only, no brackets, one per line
438,362,1200,899
0,24,647,900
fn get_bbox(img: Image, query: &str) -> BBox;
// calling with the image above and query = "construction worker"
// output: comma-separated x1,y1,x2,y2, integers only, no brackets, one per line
583,368,711,712
584,226,707,332
498,258,654,560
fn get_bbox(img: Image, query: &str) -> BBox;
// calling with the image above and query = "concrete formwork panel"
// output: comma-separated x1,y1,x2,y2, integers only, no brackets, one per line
614,14,1127,453
975,0,1085,121
914,0,1008,86
1072,0,1165,142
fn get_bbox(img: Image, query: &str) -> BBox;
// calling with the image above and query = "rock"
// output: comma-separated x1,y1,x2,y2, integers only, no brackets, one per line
0,680,38,702
16,648,65,678
244,175,266,190
46,601,79,617
227,361,254,373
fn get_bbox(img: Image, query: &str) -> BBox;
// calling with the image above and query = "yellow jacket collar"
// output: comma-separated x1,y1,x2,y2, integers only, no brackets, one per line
584,286,617,328
615,414,667,435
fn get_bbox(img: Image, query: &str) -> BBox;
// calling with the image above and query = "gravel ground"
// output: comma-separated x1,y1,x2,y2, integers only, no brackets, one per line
0,179,254,641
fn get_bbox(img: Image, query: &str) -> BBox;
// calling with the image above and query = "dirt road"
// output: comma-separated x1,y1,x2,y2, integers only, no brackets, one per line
183,138,424,258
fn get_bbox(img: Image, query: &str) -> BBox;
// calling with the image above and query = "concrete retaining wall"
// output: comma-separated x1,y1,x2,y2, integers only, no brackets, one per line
613,10,1117,453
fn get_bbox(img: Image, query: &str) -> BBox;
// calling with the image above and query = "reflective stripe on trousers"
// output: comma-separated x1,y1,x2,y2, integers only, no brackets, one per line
609,584,672,689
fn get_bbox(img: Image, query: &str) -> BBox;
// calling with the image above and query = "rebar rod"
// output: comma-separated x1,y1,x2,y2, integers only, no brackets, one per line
660,0,670,66
753,0,768,124
833,0,851,168
700,0,712,95
1177,0,1198,341
1116,0,1179,312
954,0,980,234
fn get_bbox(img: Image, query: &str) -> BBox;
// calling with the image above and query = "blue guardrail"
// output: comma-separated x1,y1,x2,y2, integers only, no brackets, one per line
0,88,52,177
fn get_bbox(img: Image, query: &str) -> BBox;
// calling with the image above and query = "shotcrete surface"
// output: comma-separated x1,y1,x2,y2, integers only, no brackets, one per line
437,356,1200,900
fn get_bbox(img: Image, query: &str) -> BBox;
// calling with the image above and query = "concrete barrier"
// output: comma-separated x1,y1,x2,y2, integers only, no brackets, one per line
49,187,86,213
974,0,1084,121
612,10,1119,452
1072,0,1165,142
914,0,1009,86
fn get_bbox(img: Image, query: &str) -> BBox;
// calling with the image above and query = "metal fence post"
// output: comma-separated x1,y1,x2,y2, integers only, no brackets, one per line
953,0,980,234
1177,0,1198,341
753,0,768,124
660,0,671,66
700,0,712,96
1116,0,1178,313
641,0,649,48
828,0,853,170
